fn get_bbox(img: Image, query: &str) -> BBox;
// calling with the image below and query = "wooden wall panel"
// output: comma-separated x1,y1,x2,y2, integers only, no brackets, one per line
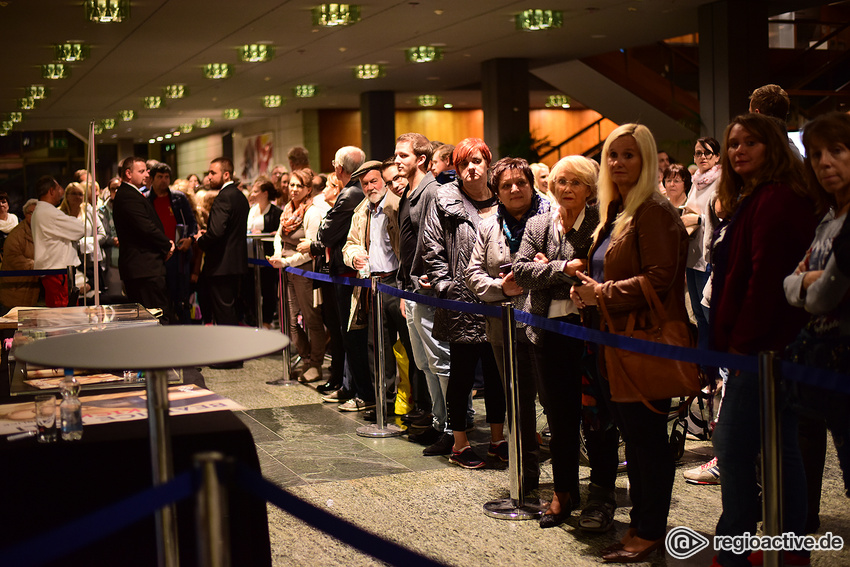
318,109,361,174
394,110,484,146
530,109,619,167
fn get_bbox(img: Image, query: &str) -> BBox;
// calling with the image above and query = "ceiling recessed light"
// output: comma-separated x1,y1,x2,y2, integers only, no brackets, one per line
85,0,129,23
354,64,385,79
143,96,162,109
263,95,283,108
164,134,172,139
293,84,318,98
239,44,274,62
223,109,241,120
156,136,164,141
164,85,187,99
516,9,563,31
545,94,571,108
101,118,116,129
179,123,194,133
203,63,232,79
443,103,453,109
417,95,441,107
26,85,47,100
7,112,22,123
406,46,444,63
42,64,69,80
54,43,89,62
312,4,360,27
148,138,156,144
17,97,36,110
196,118,213,128
118,110,135,121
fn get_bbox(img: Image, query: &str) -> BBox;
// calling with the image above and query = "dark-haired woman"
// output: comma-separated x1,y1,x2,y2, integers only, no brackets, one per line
686,136,721,352
248,178,282,328
710,113,826,567
465,156,549,486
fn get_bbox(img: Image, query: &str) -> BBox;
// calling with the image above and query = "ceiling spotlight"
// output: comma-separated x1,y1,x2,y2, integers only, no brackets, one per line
26,85,47,100
163,85,187,99
101,118,116,130
239,44,274,63
85,0,129,23
293,84,317,98
156,136,164,141
203,63,232,79
143,96,162,109
92,124,104,135
263,95,283,108
516,9,563,31
312,4,360,27
223,109,242,120
417,95,441,108
17,97,36,110
118,110,135,121
54,43,89,62
196,118,213,128
7,112,22,123
443,103,453,109
179,123,194,134
406,46,444,63
148,138,156,144
42,64,69,80
164,134,172,139
354,64,385,80
545,94,571,108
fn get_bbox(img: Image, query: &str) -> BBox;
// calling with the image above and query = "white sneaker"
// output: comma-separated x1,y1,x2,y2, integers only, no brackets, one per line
338,397,375,412
683,457,720,485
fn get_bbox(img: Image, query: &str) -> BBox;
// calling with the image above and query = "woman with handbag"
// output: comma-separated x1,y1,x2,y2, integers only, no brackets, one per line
709,113,825,567
571,124,690,562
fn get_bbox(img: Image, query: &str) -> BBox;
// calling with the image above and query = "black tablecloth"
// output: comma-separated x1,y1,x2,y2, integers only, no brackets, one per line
0,410,271,567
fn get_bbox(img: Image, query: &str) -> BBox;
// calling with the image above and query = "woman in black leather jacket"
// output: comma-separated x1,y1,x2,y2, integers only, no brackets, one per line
421,137,505,469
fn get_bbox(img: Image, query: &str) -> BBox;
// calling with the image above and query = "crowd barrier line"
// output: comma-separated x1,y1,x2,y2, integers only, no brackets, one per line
0,460,447,567
270,264,849,395
0,470,195,567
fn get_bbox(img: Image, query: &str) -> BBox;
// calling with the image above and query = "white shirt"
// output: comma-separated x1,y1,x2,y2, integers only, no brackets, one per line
248,203,270,234
368,193,399,273
32,201,86,270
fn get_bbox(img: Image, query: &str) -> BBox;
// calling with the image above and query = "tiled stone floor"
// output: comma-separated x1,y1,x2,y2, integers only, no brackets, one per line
205,355,849,567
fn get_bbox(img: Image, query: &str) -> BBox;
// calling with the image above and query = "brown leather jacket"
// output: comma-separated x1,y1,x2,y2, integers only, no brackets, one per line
591,192,688,332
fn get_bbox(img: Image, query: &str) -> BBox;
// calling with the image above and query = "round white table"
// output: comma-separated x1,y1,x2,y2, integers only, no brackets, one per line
14,325,288,567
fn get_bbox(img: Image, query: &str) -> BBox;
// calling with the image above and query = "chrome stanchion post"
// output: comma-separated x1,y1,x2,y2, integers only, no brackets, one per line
268,268,298,385
147,368,179,567
484,302,545,519
759,351,782,567
357,276,403,438
253,240,263,331
195,452,231,567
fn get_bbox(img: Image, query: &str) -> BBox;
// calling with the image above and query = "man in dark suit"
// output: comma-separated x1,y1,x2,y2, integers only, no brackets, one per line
196,157,249,336
113,156,174,317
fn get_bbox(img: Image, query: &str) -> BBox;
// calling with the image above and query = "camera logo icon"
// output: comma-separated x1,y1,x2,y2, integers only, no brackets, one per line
666,526,710,559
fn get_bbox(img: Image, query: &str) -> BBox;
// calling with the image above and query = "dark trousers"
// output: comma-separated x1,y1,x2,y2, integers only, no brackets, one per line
532,322,584,499
366,274,429,410
125,275,170,322
607,392,673,541
320,281,345,386
491,323,541,482
447,342,504,432
207,274,241,326
165,252,192,324
335,282,370,401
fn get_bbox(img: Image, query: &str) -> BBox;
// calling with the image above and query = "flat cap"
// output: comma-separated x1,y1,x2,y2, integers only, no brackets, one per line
351,160,383,179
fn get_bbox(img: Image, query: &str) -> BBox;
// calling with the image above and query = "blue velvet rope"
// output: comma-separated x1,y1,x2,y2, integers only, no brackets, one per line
234,463,448,567
0,268,69,277
273,266,850,393
0,470,196,567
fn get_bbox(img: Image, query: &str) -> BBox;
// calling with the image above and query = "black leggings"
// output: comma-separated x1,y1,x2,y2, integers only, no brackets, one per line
447,342,504,432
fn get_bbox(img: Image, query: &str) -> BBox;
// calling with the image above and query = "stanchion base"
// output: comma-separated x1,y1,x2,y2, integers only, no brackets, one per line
483,498,546,520
266,378,300,386
356,423,406,438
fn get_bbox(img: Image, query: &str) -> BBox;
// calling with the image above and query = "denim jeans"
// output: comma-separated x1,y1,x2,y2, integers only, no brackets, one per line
405,300,451,432
713,370,807,567
686,267,711,352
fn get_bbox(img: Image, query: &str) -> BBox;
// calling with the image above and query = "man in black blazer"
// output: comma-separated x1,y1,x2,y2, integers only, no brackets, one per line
196,157,249,333
113,156,174,317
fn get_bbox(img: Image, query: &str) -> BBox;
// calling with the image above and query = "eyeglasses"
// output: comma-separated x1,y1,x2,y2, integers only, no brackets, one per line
694,150,714,158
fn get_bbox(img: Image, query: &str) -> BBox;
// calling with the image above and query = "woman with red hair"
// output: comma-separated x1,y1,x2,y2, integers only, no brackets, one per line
421,137,506,469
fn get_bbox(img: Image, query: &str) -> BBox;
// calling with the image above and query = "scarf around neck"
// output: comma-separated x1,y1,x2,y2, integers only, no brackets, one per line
280,196,312,235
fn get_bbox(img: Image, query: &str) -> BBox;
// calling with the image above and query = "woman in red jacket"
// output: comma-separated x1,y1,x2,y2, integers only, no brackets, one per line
709,113,827,567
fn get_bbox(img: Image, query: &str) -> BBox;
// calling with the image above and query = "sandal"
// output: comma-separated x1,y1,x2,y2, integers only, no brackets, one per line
579,484,616,533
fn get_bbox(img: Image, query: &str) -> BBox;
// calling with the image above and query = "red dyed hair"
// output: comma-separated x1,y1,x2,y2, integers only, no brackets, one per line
452,137,492,168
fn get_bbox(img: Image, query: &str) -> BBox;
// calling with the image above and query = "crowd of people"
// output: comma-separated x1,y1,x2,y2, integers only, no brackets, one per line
0,84,847,565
